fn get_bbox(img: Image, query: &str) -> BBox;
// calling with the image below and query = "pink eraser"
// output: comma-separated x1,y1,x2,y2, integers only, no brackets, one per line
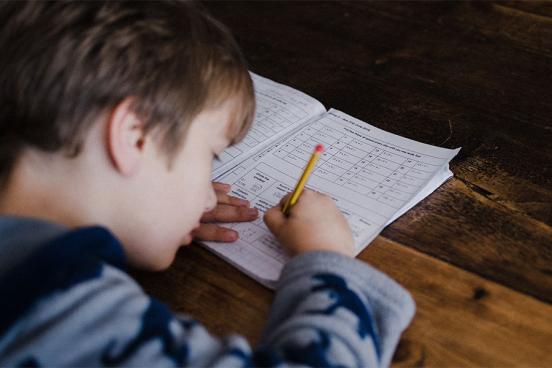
315,144,324,153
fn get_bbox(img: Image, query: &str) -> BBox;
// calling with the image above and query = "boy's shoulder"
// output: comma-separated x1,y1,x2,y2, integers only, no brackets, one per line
0,217,194,367
0,216,67,277
0,215,126,274
0,217,127,335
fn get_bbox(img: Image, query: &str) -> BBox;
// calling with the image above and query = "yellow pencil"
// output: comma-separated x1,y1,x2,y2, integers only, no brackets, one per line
282,144,324,216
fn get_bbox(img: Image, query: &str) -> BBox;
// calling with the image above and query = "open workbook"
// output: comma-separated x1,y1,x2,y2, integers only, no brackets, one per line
204,73,460,288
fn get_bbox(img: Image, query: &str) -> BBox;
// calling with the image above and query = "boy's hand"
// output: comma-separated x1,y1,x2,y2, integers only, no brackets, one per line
191,182,258,242
264,189,355,257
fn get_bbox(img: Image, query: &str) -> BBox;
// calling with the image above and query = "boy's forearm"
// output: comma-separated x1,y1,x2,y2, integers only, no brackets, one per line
259,251,416,367
0,221,413,367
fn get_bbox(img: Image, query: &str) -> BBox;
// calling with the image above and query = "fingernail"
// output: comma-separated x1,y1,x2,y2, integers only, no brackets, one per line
226,231,238,241
247,208,258,216
239,199,250,207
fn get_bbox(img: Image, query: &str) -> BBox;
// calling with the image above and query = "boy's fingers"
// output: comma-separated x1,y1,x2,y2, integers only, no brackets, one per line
215,191,250,207
201,204,258,223
281,189,317,213
264,206,285,236
278,193,292,209
212,182,231,193
191,223,238,242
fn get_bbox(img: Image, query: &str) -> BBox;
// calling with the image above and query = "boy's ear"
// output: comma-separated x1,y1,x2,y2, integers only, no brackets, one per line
106,99,147,176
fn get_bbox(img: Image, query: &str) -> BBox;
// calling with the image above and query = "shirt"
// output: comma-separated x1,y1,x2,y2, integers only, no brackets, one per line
0,216,415,367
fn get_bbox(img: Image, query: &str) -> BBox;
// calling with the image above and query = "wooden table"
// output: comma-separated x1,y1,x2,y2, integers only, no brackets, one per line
134,2,552,366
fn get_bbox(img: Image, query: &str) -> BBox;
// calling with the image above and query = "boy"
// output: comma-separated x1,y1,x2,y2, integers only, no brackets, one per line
0,1,414,367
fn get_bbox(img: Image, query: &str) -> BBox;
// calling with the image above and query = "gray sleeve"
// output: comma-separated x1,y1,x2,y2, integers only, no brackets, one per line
259,251,415,367
0,264,256,367
0,252,413,367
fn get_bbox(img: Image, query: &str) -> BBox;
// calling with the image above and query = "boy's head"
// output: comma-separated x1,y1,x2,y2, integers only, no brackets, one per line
0,1,255,269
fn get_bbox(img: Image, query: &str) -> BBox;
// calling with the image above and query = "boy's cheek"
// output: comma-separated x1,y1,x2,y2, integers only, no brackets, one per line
125,247,172,271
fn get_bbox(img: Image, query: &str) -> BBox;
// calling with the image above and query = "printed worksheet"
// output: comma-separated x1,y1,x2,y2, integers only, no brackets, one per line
212,73,325,178
205,109,460,287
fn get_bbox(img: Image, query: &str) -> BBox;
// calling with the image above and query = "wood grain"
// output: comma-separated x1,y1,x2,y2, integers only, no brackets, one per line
134,237,552,367
383,178,552,303
134,2,552,366
362,237,552,367
202,1,552,301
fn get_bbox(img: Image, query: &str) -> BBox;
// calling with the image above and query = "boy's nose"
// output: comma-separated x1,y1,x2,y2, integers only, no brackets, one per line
205,186,217,212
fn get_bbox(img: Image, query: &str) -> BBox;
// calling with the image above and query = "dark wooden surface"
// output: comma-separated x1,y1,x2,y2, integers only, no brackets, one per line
134,2,552,366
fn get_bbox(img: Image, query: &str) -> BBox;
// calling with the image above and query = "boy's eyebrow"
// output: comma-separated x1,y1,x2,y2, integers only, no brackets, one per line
225,122,238,147
219,123,231,147
224,90,255,146
226,109,253,146
224,113,241,146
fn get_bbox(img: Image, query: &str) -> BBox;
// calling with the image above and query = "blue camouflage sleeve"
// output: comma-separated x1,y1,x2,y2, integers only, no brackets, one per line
0,227,414,367
254,251,416,367
93,251,415,367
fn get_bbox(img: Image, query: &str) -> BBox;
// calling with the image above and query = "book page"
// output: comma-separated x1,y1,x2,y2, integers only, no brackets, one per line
204,109,460,287
212,73,326,178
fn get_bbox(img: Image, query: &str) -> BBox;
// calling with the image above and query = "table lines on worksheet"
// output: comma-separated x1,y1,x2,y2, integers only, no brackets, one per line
215,89,314,168
273,116,441,210
224,160,387,258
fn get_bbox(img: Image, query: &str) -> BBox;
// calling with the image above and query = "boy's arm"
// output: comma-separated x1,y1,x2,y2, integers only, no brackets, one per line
100,253,414,367
184,184,415,366
0,244,411,367
257,251,415,367
255,190,415,367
